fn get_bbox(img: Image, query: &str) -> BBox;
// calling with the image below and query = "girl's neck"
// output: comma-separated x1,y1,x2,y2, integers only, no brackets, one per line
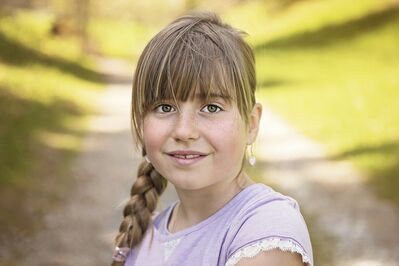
169,173,254,233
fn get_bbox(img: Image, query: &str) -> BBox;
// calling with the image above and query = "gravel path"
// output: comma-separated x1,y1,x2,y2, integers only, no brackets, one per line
17,58,399,266
256,105,399,266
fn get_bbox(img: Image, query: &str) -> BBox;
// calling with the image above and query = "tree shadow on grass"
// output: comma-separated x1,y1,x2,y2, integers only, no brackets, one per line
0,32,105,84
0,87,89,256
255,5,399,51
0,87,85,185
257,78,292,89
330,140,399,208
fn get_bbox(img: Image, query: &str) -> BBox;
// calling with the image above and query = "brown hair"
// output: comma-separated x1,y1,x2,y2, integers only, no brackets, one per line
111,11,256,265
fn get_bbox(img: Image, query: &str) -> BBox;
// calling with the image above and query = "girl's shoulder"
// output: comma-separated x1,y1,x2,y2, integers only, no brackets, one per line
228,183,303,223
225,183,313,266
237,183,300,210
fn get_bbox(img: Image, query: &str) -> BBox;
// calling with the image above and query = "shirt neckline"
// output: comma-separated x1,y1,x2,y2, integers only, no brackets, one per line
159,183,265,240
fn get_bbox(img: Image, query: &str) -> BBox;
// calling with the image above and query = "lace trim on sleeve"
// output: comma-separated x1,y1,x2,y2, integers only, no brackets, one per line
225,237,312,266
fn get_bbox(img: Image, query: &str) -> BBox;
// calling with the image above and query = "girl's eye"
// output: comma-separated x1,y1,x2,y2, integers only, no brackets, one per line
201,104,222,113
155,104,175,113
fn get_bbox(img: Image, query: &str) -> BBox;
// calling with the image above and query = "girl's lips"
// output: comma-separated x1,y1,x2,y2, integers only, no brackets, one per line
167,150,208,156
167,154,207,166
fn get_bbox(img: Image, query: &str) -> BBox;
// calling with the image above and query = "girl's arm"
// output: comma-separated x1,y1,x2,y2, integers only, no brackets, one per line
234,249,305,266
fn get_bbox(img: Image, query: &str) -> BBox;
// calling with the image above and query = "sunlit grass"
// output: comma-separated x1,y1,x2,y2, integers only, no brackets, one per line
224,0,391,46
0,10,103,187
35,130,82,151
226,0,399,206
0,10,82,59
89,18,155,60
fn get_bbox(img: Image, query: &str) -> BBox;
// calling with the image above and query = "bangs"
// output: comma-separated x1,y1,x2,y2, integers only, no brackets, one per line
141,30,236,111
131,12,256,146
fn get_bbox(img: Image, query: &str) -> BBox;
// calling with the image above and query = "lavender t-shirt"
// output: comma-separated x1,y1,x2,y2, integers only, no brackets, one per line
124,183,313,266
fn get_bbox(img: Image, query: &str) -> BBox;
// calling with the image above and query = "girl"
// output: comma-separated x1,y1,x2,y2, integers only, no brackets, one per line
111,12,313,266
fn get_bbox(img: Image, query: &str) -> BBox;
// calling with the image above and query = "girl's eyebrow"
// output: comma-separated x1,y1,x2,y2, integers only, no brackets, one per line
195,92,231,101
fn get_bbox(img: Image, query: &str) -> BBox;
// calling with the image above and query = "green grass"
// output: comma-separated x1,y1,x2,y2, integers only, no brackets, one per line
0,10,104,186
224,0,399,206
224,0,390,45
89,18,155,60
0,10,105,249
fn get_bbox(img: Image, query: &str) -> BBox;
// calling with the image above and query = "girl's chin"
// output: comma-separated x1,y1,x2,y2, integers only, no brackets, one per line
165,176,212,191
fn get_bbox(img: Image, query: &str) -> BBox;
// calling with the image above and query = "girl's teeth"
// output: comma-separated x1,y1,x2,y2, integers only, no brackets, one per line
174,154,200,159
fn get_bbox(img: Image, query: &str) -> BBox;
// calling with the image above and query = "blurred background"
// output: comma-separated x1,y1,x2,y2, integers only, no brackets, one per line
0,0,398,265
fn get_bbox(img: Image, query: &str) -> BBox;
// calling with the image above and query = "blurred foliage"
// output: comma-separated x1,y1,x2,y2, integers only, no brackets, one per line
0,10,104,248
0,10,102,184
224,0,399,206
88,18,155,60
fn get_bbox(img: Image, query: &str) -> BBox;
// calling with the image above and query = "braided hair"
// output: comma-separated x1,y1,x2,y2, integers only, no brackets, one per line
111,152,167,265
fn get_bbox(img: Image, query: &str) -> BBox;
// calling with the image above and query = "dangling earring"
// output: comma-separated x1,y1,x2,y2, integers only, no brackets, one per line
248,144,256,166
142,148,151,164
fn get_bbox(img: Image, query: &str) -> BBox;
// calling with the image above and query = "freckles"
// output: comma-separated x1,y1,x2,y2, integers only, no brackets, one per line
223,116,245,136
203,121,232,142
143,119,161,149
207,118,244,144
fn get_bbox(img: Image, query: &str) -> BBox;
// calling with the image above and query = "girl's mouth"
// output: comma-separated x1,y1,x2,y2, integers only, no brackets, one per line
166,151,208,166
172,154,202,159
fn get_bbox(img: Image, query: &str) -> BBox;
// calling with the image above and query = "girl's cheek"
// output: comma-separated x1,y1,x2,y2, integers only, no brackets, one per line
208,115,244,136
143,119,163,148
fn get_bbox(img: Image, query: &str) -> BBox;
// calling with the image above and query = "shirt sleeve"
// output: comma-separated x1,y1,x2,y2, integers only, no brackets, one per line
226,198,313,266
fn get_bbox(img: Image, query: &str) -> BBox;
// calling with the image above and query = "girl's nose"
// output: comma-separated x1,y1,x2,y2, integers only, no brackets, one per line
172,112,200,142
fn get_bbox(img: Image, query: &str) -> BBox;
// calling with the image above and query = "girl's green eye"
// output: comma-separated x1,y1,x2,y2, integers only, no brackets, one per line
155,104,175,113
202,104,222,113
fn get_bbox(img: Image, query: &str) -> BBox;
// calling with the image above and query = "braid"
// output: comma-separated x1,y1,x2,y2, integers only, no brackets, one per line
111,160,167,265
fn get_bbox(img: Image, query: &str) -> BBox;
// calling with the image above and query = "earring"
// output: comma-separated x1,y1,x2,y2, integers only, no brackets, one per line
145,156,151,163
248,144,256,166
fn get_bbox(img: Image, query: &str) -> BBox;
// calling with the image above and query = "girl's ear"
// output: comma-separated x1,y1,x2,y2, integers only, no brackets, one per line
246,103,263,144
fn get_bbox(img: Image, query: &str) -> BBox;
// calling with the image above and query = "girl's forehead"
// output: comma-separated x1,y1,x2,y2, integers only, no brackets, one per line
156,91,234,104
194,92,232,101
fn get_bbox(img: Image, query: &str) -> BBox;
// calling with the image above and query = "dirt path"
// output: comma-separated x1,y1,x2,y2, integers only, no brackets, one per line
256,105,399,266
18,58,177,266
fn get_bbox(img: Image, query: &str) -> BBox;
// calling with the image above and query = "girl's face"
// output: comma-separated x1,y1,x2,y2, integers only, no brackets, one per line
143,93,260,191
